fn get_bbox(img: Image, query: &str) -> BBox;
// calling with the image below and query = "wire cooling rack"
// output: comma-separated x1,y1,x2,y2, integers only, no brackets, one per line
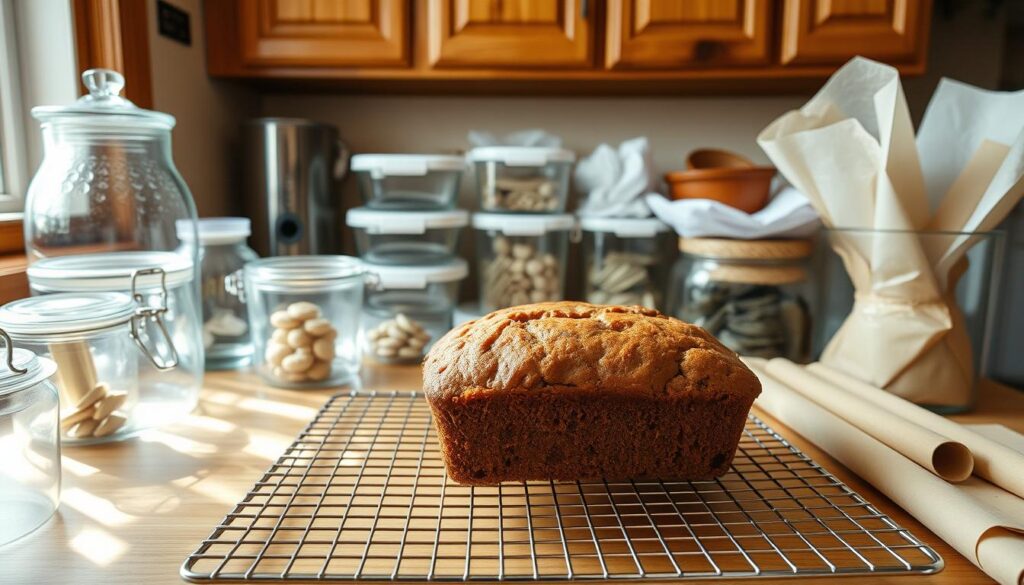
181,390,942,582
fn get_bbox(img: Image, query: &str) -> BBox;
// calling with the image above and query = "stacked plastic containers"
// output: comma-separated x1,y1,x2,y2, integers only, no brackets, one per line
346,155,468,363
468,146,577,313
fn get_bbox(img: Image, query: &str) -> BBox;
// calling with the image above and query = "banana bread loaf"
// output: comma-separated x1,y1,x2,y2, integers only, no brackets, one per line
423,302,761,485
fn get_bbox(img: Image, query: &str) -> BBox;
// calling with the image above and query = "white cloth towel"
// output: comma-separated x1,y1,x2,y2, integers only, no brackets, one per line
575,137,656,218
467,129,562,148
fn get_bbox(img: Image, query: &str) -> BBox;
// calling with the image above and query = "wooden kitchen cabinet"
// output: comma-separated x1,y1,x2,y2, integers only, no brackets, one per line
605,0,772,70
427,0,592,68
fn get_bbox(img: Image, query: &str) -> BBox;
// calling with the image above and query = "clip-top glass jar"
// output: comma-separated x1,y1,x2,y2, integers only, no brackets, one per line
580,217,674,310
27,251,202,424
0,332,60,546
178,218,259,370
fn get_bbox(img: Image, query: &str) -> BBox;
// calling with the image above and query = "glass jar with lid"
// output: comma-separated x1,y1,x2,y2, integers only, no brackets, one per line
580,217,675,310
0,332,60,546
238,256,366,388
177,218,259,370
668,238,816,362
27,251,202,423
0,292,181,444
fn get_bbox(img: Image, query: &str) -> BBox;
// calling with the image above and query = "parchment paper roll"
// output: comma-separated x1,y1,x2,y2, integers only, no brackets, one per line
806,361,1024,501
765,358,974,481
745,358,1024,585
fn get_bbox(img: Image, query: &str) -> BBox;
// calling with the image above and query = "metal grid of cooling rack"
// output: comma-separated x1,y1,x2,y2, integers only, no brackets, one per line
181,390,942,582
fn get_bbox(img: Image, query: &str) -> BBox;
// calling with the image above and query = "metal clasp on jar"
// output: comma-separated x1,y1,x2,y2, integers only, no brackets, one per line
129,267,180,370
0,328,26,375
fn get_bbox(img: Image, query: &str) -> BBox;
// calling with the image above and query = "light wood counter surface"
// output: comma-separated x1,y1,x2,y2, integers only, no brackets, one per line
1,363,1021,584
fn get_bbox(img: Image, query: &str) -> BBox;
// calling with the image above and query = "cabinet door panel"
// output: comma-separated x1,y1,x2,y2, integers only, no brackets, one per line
606,0,771,70
781,0,930,65
240,0,409,67
428,0,592,69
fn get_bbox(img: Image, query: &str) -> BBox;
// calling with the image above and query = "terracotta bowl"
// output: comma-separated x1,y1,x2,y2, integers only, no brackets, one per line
665,166,775,214
686,148,755,171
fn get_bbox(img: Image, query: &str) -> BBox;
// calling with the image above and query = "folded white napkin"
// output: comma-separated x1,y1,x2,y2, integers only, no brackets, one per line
575,137,656,218
467,129,562,148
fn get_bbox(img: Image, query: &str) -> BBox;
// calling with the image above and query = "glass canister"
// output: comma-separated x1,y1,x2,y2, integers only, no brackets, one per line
0,292,181,444
580,217,674,310
178,218,259,370
361,259,467,363
346,207,468,265
351,154,464,210
27,252,202,425
468,147,575,212
0,334,60,546
240,256,366,388
668,238,816,362
473,212,575,312
25,69,198,266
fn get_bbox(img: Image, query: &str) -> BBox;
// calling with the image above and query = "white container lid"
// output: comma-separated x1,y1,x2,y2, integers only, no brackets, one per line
365,258,468,290
0,292,136,335
579,216,671,238
351,154,465,177
245,255,365,292
0,348,57,397
28,251,195,292
176,217,251,245
467,146,576,166
346,207,468,235
472,212,575,236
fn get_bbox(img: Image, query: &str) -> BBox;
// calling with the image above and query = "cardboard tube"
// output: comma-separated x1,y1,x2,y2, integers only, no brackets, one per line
807,361,1024,501
47,341,98,404
766,358,974,481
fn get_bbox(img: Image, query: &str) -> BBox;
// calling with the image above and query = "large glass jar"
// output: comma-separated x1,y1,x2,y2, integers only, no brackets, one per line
580,217,674,310
27,252,202,425
178,218,259,370
668,238,816,362
0,336,59,546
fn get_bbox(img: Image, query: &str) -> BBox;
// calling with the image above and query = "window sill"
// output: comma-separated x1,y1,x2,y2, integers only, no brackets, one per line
0,216,27,303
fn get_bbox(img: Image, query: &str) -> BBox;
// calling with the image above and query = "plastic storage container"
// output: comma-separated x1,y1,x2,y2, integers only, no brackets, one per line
668,238,815,362
468,147,575,213
580,217,674,310
27,252,202,425
352,154,464,210
178,218,259,370
473,212,575,312
241,256,366,388
0,335,59,546
362,259,467,363
346,207,468,265
0,292,183,444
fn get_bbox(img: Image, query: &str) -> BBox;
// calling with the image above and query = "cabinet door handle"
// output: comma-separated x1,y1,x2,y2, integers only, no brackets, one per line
580,0,589,19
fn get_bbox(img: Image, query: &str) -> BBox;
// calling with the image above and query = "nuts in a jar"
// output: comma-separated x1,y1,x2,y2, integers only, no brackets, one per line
265,302,337,384
60,381,130,440
366,313,431,361
483,177,559,211
587,251,658,308
484,236,561,309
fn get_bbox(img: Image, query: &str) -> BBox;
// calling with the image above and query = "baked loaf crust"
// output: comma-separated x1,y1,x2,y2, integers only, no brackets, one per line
423,302,761,485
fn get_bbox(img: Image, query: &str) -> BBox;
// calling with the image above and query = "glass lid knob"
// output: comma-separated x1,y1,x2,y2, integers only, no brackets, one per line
83,68,125,98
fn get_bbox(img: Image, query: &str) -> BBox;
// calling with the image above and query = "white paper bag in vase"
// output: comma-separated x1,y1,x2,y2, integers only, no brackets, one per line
757,57,1024,409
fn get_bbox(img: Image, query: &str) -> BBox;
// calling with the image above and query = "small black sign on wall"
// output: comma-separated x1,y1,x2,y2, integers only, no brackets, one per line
157,0,191,46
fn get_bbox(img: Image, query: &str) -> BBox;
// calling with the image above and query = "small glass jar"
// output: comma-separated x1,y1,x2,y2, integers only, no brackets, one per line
27,252,202,425
580,217,674,310
346,207,468,265
361,259,467,363
178,218,259,370
473,212,575,313
468,147,575,213
0,292,181,444
351,154,464,210
0,335,60,546
668,238,815,362
240,256,366,388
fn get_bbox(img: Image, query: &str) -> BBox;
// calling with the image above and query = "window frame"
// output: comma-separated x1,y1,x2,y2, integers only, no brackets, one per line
0,0,28,215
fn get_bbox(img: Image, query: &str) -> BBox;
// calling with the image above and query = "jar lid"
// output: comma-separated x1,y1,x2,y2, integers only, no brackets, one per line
365,258,468,290
176,218,252,245
28,251,194,292
351,154,464,176
0,348,57,397
579,216,670,237
32,69,175,130
0,292,135,335
679,237,814,260
472,212,575,236
346,207,469,234
467,146,576,166
245,256,364,290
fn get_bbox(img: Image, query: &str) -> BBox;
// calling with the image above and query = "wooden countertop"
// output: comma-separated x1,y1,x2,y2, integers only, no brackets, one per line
2,364,1021,584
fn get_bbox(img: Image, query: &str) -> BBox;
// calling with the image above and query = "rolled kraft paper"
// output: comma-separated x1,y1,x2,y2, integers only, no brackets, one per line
807,361,1024,501
744,358,1024,585
765,358,974,482
47,341,98,403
